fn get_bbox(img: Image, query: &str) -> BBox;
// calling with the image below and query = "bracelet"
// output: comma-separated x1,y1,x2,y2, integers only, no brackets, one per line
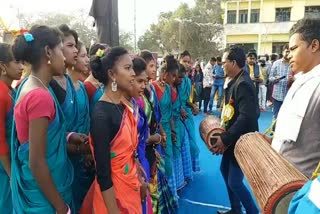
66,132,75,143
156,133,162,144
56,204,70,214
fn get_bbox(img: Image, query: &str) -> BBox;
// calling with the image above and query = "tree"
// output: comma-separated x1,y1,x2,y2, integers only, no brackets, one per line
119,31,134,52
18,10,134,50
138,0,224,59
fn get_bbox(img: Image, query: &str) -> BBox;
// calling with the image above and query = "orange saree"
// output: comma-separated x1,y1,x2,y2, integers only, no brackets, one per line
80,105,142,214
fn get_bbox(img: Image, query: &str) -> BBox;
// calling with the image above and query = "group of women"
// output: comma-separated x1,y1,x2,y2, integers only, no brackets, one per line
0,24,200,214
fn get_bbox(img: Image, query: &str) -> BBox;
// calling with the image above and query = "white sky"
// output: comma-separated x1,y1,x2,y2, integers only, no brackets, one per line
0,0,195,37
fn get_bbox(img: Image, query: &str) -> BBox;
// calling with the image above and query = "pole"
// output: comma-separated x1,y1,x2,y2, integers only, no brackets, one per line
134,0,137,51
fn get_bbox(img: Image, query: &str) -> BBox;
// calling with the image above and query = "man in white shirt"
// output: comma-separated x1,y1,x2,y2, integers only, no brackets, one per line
271,18,320,178
202,57,216,113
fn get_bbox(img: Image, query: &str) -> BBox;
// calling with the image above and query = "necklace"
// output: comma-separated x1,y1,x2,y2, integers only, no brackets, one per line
55,76,67,90
30,75,49,91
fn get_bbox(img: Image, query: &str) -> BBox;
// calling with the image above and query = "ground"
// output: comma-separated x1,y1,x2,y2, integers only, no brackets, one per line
177,108,273,213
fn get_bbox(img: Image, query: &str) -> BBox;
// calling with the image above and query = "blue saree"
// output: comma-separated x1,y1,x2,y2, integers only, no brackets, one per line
11,81,73,214
178,75,200,172
172,89,185,189
66,80,93,212
0,89,15,213
89,85,104,114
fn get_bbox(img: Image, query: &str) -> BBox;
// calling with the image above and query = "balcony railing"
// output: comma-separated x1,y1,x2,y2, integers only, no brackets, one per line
224,21,296,35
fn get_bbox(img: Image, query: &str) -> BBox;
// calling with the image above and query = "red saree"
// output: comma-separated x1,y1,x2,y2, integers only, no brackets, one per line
80,105,142,214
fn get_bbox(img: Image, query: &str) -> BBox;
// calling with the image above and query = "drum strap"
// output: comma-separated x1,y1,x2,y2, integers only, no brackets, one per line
311,162,320,180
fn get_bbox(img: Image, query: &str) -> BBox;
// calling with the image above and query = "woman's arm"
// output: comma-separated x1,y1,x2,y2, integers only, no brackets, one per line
29,118,68,214
0,100,10,177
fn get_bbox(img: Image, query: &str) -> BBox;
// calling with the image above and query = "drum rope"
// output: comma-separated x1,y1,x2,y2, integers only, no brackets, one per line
311,162,320,180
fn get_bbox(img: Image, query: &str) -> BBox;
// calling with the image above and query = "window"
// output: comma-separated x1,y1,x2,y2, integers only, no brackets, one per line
250,9,260,23
228,43,257,54
275,8,291,22
272,42,287,55
227,10,236,24
305,6,320,19
239,10,248,23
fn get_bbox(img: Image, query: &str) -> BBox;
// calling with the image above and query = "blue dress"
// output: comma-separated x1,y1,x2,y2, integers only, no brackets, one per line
11,80,73,213
62,78,93,212
178,75,200,172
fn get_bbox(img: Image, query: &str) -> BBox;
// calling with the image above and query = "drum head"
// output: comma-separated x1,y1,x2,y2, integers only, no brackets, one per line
272,191,297,214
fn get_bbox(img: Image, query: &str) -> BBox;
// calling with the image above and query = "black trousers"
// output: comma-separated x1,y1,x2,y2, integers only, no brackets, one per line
203,87,212,112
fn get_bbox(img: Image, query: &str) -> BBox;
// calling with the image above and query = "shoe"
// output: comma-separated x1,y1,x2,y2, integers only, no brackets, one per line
217,210,235,214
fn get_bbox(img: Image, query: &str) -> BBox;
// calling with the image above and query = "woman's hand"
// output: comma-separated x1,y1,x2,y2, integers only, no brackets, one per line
68,133,88,145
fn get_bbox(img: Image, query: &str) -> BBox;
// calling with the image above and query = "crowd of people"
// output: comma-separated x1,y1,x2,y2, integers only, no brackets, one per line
0,23,202,214
0,17,320,214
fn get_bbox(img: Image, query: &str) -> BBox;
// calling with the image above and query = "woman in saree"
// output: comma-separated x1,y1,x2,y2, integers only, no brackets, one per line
11,25,73,214
170,64,186,191
80,47,142,213
178,51,201,173
152,55,179,205
140,51,178,213
49,25,92,212
193,64,203,111
125,56,153,213
0,43,23,213
84,43,108,112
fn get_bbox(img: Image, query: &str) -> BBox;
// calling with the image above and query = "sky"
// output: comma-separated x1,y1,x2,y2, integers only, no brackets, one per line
0,0,195,38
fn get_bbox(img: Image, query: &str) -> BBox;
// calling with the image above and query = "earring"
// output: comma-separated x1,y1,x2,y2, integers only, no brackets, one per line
48,60,51,65
72,66,75,71
111,79,117,92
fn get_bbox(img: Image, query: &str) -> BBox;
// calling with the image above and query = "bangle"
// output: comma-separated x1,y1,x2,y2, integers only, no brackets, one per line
56,204,70,214
66,132,75,143
156,133,162,144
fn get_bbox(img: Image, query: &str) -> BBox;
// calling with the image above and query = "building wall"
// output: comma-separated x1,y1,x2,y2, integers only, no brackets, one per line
222,0,320,54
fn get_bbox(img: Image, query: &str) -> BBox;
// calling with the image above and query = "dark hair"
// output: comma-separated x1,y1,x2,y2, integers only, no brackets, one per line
89,43,108,56
283,44,289,51
178,63,186,74
58,24,78,45
161,55,179,74
90,47,128,84
12,25,62,70
76,41,85,52
132,56,146,76
247,49,257,59
224,47,246,68
140,50,155,63
210,57,217,62
195,63,202,73
216,56,222,62
271,53,278,61
180,50,191,59
0,43,14,64
289,18,320,45
264,54,270,61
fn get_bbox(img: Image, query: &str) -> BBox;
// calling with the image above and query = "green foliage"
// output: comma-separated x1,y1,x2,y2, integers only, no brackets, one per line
138,0,224,60
18,10,134,51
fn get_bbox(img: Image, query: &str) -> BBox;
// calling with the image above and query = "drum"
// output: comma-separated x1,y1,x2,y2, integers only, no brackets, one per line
199,115,225,149
234,132,308,214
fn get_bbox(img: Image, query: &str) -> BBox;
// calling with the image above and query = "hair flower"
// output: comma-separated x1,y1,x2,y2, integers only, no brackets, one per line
23,33,34,42
96,48,104,58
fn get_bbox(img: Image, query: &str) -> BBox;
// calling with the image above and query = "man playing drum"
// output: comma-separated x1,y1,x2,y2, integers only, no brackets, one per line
211,47,260,214
271,18,320,179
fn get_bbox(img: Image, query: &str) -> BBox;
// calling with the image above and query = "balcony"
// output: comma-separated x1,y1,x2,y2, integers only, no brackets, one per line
224,21,296,35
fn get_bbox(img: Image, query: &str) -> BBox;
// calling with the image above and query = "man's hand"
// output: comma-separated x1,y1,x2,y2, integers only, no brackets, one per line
192,105,200,115
210,135,227,155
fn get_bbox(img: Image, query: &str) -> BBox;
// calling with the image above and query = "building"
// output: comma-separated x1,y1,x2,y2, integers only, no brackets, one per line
222,0,320,55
